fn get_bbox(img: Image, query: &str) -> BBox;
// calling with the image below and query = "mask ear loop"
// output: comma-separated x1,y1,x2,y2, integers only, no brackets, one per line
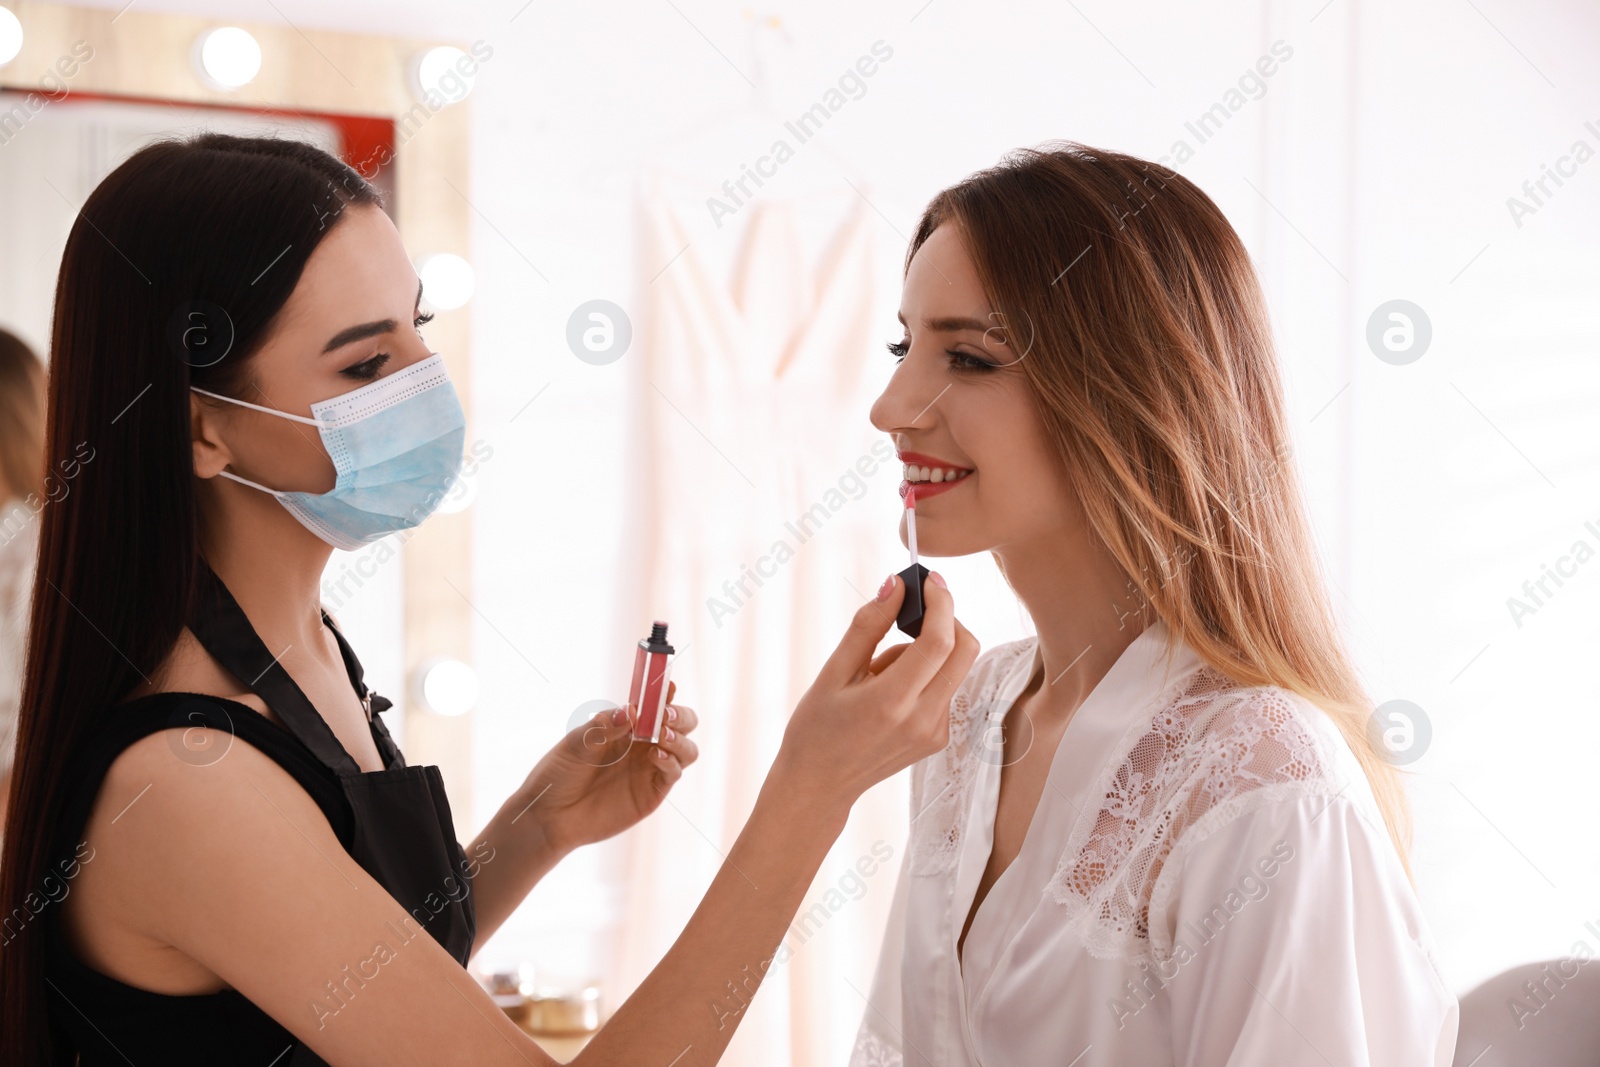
212,469,287,496
191,386,333,428
191,386,336,496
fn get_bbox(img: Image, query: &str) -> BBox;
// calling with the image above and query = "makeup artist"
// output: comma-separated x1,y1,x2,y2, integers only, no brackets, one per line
0,133,979,1067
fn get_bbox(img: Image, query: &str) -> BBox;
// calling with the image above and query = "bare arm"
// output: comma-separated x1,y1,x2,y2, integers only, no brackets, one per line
72,573,974,1066
577,759,848,1064
80,727,558,1067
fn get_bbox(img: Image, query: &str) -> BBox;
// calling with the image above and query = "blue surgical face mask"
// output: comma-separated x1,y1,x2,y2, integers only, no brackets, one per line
191,353,467,551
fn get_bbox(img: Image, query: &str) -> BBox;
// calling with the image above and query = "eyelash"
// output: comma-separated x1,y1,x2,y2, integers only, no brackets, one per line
886,339,998,372
341,313,436,381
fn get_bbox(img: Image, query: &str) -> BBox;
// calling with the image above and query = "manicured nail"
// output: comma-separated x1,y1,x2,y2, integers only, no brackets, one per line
611,706,629,725
656,747,670,761
929,571,947,589
668,705,679,723
665,726,676,741
876,575,896,600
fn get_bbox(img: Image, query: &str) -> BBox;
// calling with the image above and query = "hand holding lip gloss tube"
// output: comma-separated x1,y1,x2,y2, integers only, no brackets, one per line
628,621,676,743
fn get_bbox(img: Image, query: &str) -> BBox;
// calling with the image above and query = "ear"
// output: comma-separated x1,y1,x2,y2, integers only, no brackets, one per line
190,391,234,479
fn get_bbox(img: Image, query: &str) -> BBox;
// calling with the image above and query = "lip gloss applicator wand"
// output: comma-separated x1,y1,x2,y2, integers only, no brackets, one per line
896,484,931,638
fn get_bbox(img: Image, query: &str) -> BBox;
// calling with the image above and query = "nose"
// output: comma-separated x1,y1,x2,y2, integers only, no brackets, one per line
870,350,944,440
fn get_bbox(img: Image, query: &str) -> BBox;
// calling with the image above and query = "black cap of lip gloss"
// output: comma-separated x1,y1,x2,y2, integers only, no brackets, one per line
643,621,674,654
895,562,931,638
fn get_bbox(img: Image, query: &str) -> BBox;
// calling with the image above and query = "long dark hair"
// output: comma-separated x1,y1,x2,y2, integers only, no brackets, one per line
0,133,381,1064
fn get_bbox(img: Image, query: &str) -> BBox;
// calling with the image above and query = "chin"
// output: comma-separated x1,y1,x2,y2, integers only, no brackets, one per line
907,538,985,560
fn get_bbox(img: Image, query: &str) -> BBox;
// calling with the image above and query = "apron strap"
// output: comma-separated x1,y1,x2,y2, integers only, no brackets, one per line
321,610,405,769
190,558,362,777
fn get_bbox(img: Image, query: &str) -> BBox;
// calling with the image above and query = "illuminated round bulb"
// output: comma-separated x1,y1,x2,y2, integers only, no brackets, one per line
0,7,23,69
420,253,474,310
413,45,475,104
419,658,479,717
196,27,261,89
436,467,478,515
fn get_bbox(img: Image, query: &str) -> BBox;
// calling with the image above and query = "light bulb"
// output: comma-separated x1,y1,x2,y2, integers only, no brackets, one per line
0,7,23,69
418,658,479,717
420,253,475,310
195,27,262,90
413,45,476,104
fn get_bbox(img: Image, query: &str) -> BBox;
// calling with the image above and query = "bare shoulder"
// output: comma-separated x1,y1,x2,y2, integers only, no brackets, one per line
85,708,338,903
65,714,548,1064
129,624,270,717
64,713,331,989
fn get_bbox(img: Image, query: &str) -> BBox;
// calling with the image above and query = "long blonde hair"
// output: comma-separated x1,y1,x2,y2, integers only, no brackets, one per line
909,142,1412,878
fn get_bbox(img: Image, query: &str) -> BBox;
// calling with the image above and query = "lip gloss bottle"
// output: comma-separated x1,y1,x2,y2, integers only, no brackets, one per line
897,485,931,638
628,621,676,743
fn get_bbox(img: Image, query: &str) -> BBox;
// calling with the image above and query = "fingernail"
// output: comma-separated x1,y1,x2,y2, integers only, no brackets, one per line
611,706,628,725
665,726,676,741
876,575,896,600
929,571,947,589
668,706,679,723
656,747,670,761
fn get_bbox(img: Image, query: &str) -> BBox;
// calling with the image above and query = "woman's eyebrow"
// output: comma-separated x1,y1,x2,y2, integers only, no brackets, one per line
321,280,425,354
895,310,993,333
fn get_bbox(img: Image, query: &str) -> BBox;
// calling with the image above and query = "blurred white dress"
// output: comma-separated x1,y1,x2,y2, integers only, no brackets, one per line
848,618,1458,1067
0,498,37,785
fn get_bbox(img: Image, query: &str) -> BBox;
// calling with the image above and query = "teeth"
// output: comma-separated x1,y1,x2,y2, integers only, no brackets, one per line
901,463,972,484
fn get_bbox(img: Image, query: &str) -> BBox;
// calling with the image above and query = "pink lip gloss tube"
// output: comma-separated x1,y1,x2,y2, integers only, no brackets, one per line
628,621,676,743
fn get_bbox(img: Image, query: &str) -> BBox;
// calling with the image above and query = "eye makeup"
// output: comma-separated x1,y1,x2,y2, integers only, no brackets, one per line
339,313,435,381
341,354,390,381
886,338,1000,372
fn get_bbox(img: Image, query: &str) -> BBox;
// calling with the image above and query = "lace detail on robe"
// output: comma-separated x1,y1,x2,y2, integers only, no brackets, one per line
847,1017,905,1067
906,640,1035,876
1046,669,1345,961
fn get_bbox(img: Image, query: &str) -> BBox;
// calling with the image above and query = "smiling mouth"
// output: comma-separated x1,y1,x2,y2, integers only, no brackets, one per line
897,455,975,503
901,462,974,486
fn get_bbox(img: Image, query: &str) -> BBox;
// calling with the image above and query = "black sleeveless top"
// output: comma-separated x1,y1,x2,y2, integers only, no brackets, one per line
42,562,476,1065
43,693,356,1064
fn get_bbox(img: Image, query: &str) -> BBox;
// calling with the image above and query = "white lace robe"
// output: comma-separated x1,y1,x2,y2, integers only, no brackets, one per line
849,619,1457,1066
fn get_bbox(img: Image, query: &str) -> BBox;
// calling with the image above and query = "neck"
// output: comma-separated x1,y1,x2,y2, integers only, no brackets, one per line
199,485,333,649
994,528,1155,717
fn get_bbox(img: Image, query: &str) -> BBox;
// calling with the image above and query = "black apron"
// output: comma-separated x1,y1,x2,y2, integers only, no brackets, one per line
188,559,476,1063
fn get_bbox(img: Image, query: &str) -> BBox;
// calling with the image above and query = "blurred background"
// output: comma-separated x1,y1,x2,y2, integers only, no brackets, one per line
1,0,1597,1063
